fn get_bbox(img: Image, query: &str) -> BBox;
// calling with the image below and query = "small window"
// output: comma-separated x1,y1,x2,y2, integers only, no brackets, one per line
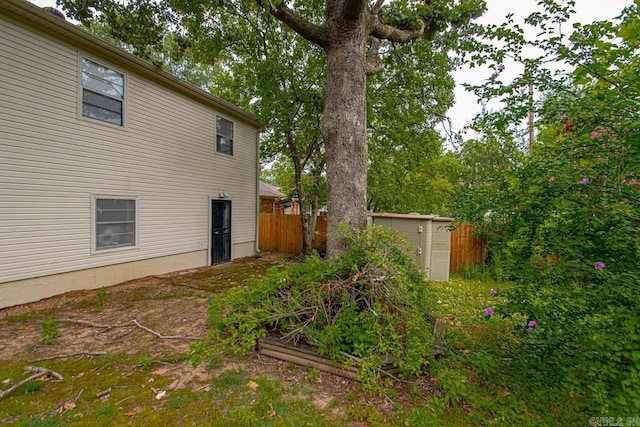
95,198,136,250
81,58,124,125
216,116,234,155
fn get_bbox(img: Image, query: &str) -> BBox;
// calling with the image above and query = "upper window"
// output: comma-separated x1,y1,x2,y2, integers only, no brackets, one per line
81,58,124,126
216,116,234,156
95,198,136,250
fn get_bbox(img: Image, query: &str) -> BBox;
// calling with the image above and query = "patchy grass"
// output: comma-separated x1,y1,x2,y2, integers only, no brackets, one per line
0,257,589,425
0,255,344,426
0,354,343,426
167,257,291,293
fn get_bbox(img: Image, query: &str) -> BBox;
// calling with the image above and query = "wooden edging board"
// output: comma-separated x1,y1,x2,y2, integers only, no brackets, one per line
258,319,445,380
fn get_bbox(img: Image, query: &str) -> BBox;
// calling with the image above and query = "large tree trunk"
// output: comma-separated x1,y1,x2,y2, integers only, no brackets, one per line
323,3,368,258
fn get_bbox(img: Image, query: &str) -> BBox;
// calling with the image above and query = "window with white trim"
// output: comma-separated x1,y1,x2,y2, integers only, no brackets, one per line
81,58,124,125
95,198,136,250
216,115,234,155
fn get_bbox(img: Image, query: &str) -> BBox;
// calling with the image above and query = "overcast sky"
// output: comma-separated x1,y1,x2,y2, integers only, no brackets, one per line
31,0,631,139
450,0,630,137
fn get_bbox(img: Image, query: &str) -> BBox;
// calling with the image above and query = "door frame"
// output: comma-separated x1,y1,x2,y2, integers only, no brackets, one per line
209,198,232,265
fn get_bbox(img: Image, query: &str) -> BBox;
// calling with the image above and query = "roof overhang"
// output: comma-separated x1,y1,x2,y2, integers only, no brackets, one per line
0,0,262,129
368,212,453,222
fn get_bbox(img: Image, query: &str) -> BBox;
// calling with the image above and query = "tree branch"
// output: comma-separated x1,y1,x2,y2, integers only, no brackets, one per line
30,351,107,363
367,11,425,42
265,3,327,47
59,318,198,341
366,36,383,75
366,56,383,75
0,367,64,399
371,0,385,15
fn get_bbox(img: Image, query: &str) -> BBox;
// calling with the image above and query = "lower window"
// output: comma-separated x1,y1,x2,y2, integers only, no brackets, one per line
95,198,136,250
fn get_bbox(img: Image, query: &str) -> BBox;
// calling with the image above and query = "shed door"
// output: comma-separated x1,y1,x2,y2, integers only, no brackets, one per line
211,200,231,264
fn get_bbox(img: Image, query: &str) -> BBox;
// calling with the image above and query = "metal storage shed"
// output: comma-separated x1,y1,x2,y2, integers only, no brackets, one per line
368,212,452,281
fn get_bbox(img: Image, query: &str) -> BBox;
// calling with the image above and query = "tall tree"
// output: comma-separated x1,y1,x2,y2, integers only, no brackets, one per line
263,1,484,256
60,0,485,257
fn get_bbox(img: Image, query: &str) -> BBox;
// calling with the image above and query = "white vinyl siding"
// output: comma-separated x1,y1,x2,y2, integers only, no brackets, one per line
0,13,259,284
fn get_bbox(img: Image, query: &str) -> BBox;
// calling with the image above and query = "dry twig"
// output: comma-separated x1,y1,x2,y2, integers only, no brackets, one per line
58,318,197,341
0,366,64,399
95,387,112,399
30,351,107,363
131,319,195,340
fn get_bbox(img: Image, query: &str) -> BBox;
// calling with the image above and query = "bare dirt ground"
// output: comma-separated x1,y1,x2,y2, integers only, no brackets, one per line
0,254,417,421
0,274,206,362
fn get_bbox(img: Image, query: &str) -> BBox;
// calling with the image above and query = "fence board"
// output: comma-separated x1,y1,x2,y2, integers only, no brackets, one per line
449,223,486,273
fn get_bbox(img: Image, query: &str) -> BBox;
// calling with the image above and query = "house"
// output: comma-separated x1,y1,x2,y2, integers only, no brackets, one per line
259,181,285,214
0,0,262,308
259,181,300,215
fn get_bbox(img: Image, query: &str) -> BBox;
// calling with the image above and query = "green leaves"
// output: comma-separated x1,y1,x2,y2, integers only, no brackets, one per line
256,0,283,10
454,0,640,414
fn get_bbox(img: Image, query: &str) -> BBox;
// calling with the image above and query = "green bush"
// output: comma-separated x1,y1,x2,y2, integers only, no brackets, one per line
453,2,640,415
191,225,435,388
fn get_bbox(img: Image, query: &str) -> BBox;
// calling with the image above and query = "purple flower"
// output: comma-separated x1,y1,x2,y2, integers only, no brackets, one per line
590,130,600,139
594,261,605,270
498,63,505,71
528,320,538,330
484,307,494,316
579,178,589,185
490,289,497,296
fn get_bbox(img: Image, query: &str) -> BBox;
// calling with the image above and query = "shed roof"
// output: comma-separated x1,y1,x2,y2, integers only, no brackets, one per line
259,181,284,199
368,212,453,222
0,0,262,129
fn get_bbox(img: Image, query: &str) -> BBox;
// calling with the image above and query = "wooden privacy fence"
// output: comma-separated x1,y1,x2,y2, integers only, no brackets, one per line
449,223,486,273
259,213,485,273
259,213,327,254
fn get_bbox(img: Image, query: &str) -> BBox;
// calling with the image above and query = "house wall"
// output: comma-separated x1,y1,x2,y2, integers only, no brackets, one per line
0,251,207,308
0,12,259,307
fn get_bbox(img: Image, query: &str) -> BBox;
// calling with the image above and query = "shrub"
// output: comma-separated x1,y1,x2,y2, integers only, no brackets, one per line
452,2,640,414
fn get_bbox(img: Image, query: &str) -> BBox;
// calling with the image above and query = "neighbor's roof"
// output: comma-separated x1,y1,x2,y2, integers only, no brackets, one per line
368,212,453,222
259,181,284,199
0,0,262,129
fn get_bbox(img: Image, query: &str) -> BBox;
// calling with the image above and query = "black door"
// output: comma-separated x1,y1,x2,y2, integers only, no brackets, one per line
211,200,231,264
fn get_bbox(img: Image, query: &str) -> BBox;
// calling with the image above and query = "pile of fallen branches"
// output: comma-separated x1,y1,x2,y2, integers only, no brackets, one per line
192,226,435,385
